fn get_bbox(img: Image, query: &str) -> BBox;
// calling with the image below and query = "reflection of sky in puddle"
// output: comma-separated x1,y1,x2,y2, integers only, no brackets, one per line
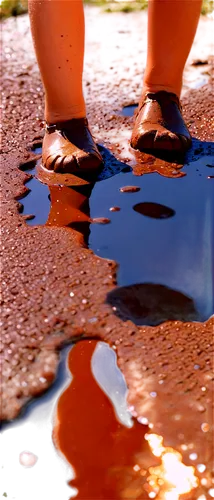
19,151,214,322
121,104,138,117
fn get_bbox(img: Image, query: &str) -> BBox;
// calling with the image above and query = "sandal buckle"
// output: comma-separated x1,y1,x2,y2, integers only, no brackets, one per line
45,123,57,134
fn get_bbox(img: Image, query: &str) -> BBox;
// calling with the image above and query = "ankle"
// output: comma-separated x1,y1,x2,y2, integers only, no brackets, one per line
45,100,86,124
142,83,181,99
143,72,182,98
45,110,86,124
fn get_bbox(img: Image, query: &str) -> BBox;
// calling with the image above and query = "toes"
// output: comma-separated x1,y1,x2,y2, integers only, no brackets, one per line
44,154,61,171
167,132,182,151
154,131,190,152
53,156,66,172
178,134,192,152
134,130,156,150
75,151,102,171
134,129,191,153
43,151,101,174
154,131,173,151
167,133,190,152
61,154,79,173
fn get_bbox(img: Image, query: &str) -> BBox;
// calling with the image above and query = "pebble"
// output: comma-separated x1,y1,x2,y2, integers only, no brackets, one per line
109,206,120,212
119,186,140,193
91,217,111,224
201,422,210,432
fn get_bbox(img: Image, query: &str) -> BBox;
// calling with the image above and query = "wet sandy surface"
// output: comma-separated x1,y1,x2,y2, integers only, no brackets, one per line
1,7,214,499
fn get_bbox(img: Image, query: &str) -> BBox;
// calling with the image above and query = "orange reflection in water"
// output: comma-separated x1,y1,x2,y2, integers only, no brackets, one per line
53,340,199,500
53,340,149,499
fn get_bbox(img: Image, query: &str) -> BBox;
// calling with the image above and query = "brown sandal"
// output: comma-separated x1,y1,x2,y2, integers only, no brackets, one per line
131,91,192,153
41,117,103,174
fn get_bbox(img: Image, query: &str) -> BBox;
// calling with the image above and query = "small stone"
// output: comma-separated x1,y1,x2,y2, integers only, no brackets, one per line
19,451,38,467
119,186,140,193
201,422,210,432
173,414,181,421
128,406,135,412
197,404,205,413
109,206,121,212
178,433,184,440
138,416,149,426
91,217,111,224
88,317,97,323
131,410,138,417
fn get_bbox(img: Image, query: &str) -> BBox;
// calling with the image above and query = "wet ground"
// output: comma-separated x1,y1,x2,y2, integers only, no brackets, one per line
1,6,214,500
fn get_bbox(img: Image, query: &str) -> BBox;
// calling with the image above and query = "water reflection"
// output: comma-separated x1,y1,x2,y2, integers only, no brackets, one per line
53,340,200,500
47,184,93,246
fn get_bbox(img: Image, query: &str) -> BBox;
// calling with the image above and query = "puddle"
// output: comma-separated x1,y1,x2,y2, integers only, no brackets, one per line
185,75,210,90
19,142,214,323
121,104,138,117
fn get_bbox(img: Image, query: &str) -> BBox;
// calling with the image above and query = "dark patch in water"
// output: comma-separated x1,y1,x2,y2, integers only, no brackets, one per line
107,283,199,326
133,202,175,219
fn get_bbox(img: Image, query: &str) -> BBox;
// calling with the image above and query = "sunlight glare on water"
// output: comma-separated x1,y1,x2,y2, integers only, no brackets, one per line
145,433,199,499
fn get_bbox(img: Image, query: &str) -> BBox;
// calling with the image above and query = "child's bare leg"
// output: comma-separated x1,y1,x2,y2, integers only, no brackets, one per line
29,0,102,173
131,0,202,153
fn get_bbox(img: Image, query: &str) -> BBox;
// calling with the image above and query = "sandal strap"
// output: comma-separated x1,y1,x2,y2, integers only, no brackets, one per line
138,91,182,116
45,117,88,134
45,123,57,133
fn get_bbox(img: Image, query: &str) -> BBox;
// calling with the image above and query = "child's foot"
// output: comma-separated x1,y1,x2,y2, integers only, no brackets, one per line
42,118,103,174
131,91,192,153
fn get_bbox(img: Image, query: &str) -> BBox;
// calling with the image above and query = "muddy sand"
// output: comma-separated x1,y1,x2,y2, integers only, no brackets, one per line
1,7,214,499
